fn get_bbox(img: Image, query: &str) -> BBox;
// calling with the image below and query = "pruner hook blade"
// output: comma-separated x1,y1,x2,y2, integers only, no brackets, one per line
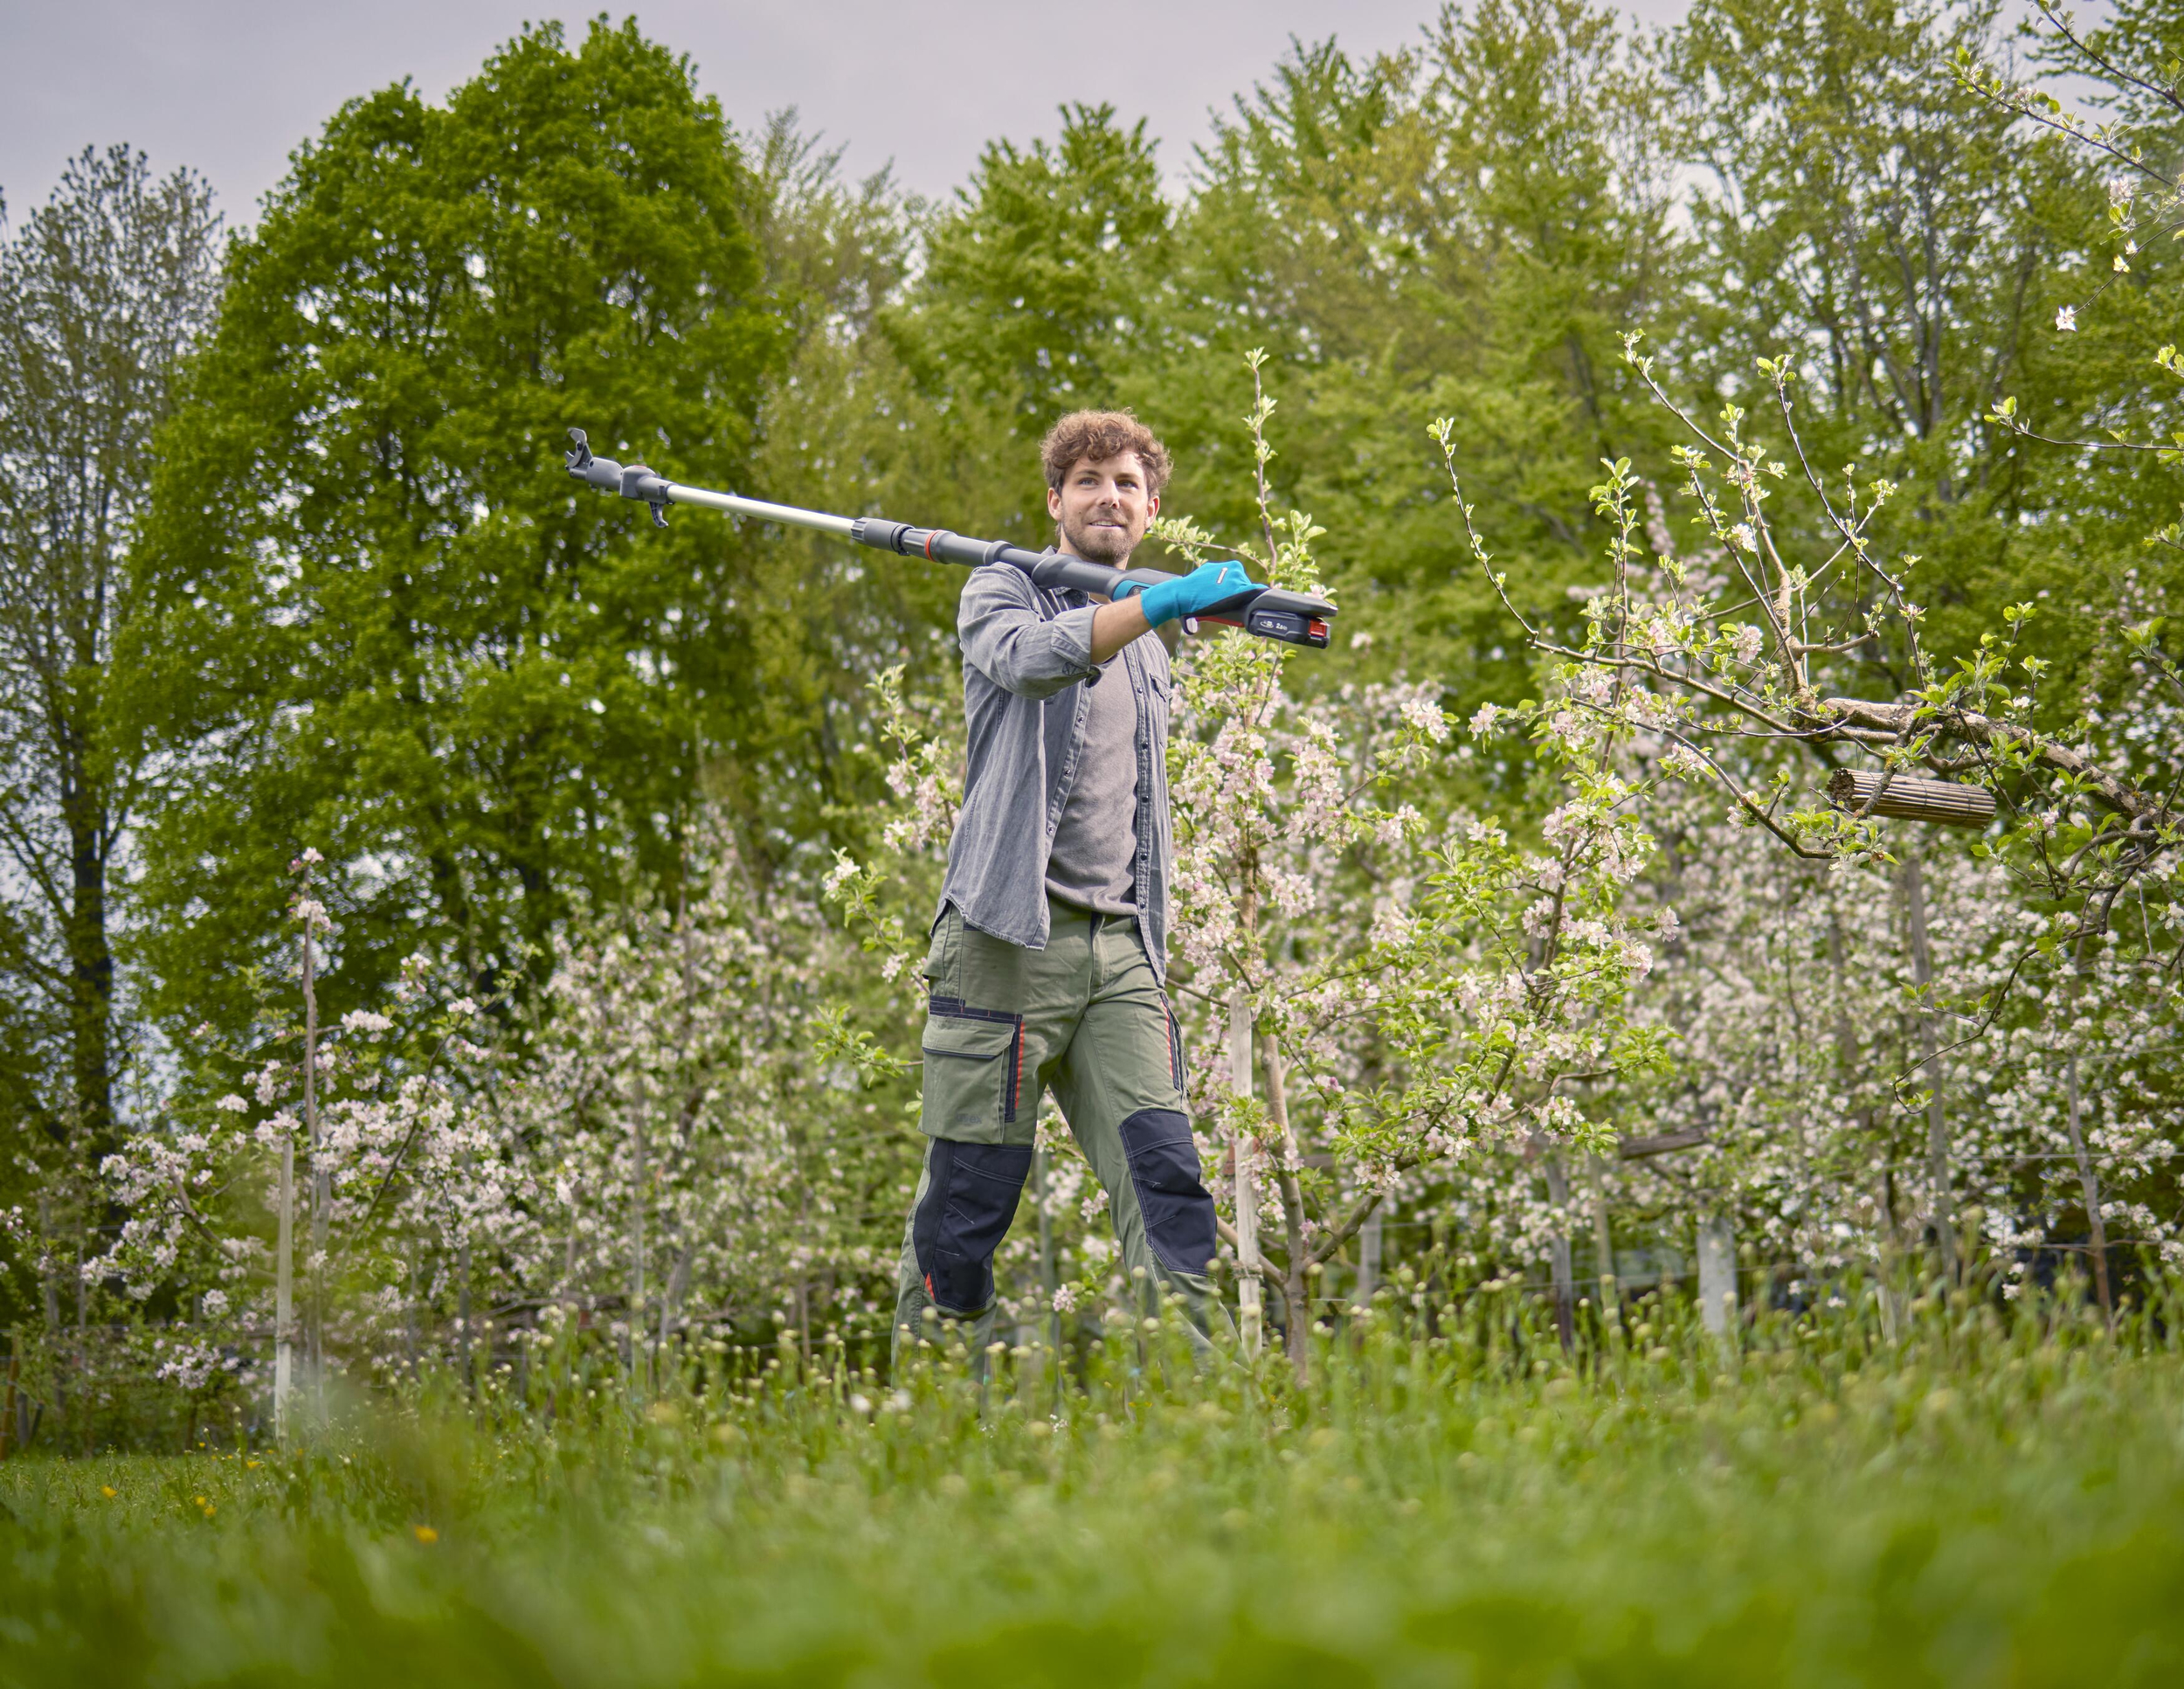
565,426,667,525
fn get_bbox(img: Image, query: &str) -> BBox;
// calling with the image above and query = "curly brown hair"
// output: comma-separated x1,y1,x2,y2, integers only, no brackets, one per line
1039,410,1173,498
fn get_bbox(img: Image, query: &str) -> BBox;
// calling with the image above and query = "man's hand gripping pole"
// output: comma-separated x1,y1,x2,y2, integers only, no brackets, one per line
564,428,1335,649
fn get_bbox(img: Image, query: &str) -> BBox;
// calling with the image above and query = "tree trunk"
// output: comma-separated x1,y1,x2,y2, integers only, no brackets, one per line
0,149,219,1210
62,793,115,1161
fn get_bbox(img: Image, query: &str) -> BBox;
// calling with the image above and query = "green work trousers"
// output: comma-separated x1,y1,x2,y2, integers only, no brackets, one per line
891,896,1227,1369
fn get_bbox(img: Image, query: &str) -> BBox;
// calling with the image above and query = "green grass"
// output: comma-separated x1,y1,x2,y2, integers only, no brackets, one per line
3,1288,2182,1686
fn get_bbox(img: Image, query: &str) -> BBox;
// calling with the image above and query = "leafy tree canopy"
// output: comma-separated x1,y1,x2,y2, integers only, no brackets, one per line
126,18,786,1032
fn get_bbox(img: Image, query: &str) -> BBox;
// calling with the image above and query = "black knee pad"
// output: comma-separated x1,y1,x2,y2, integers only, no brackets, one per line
911,1139,1033,1316
1118,1109,1217,1275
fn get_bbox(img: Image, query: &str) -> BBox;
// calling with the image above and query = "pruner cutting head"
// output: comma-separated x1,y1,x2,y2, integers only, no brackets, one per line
565,426,670,527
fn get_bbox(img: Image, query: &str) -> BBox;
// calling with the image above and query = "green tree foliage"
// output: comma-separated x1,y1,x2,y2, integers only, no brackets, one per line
886,2,1682,705
1159,0,1680,690
125,20,787,1034
912,103,1172,438
1663,0,2181,704
734,115,970,782
22,0,2184,1389
880,102,1174,551
0,146,222,1333
2001,0,2184,703
0,146,221,1152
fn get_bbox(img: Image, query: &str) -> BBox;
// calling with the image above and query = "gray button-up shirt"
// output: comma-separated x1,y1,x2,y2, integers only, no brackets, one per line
936,558,1175,979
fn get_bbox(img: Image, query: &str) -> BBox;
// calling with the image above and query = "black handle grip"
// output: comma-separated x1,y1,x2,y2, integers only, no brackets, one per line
846,516,1333,648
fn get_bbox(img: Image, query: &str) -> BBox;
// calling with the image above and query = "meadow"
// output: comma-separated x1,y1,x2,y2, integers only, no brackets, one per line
3,1283,2180,1687
8,10,2184,1683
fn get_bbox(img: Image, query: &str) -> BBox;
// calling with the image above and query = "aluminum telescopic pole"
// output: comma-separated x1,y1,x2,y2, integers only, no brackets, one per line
564,429,1336,649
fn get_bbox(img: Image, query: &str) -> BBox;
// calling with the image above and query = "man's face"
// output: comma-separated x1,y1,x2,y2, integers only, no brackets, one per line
1047,452,1158,566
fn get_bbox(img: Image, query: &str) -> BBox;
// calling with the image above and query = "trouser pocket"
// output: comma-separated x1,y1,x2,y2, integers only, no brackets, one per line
912,1138,1034,1316
1118,1108,1217,1276
921,997,1026,1142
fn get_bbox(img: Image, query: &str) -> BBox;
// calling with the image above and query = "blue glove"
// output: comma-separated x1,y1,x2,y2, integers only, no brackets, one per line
1118,558,1262,626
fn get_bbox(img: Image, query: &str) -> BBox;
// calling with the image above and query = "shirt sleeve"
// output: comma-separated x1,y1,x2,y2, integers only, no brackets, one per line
957,563,1101,700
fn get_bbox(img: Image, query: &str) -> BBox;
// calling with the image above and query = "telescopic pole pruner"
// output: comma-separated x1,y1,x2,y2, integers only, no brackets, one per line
563,429,1336,648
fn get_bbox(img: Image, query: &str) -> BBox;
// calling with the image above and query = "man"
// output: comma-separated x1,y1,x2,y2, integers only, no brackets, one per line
891,410,1259,1367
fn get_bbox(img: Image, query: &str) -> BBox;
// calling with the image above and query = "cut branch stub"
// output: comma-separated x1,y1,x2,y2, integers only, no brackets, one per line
1827,769,1997,829
1620,1129,1706,1160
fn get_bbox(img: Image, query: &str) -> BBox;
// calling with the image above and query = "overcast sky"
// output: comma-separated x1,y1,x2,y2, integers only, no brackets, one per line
1,0,1691,226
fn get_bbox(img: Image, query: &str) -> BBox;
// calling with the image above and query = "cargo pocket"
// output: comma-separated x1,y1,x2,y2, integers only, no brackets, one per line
1118,1108,1217,1275
920,998,1026,1142
912,1139,1034,1315
921,903,960,991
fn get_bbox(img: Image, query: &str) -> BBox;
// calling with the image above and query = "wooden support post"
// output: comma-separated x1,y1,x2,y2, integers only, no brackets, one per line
458,1240,474,1394
274,1137,294,1442
1697,1213,1737,1339
2064,1049,2114,1319
1229,991,1261,1357
1590,1157,1617,1308
1902,852,1955,1282
301,897,325,1416
1033,1145,1059,1361
38,1194,61,1430
626,1068,646,1395
1544,1155,1576,1354
1357,1206,1383,1308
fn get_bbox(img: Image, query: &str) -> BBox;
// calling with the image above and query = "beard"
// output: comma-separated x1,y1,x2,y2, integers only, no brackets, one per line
1061,511,1138,565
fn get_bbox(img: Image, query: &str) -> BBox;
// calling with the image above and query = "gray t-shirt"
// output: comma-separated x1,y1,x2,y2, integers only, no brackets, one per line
1044,660,1140,914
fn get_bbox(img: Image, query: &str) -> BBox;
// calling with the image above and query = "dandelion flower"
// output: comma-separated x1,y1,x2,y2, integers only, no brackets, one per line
100,1485,117,1499
414,1525,439,1544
